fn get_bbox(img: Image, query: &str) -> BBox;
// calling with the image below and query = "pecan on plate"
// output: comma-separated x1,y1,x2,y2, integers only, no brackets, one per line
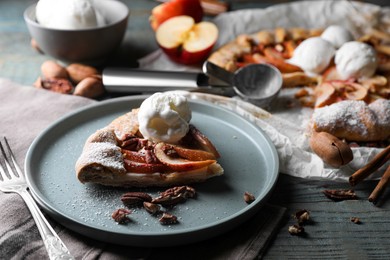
112,208,131,224
159,212,178,225
143,202,161,215
244,191,255,204
121,192,152,207
152,186,196,207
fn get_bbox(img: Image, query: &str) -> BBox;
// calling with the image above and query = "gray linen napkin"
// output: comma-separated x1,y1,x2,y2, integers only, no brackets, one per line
0,78,286,260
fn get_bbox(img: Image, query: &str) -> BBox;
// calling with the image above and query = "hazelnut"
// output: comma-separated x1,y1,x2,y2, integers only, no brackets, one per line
73,76,104,98
41,60,68,79
67,63,99,84
310,131,353,168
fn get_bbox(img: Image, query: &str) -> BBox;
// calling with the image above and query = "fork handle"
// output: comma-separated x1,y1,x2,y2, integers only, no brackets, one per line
19,189,75,260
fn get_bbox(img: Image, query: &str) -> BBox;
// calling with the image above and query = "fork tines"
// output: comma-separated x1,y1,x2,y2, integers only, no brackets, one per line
0,137,22,181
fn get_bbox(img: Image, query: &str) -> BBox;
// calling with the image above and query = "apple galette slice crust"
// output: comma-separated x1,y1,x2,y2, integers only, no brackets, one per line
76,109,223,187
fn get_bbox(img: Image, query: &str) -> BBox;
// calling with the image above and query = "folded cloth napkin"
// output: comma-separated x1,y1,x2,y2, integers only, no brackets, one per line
0,78,286,259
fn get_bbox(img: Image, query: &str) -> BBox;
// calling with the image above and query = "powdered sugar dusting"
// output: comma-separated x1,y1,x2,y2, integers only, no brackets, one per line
369,99,390,128
313,100,370,136
312,99,390,141
86,127,117,145
76,142,125,173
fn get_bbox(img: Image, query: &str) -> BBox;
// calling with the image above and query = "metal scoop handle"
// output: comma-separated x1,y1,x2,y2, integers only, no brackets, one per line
202,61,234,85
102,68,209,93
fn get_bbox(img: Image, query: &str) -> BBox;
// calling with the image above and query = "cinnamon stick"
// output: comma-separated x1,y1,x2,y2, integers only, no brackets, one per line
349,145,390,186
368,165,390,204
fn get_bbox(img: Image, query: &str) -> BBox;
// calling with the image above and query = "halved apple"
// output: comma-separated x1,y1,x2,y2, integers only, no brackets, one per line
150,0,203,31
156,15,218,65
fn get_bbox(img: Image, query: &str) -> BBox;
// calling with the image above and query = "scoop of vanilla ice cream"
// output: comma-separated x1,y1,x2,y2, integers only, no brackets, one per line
138,92,192,144
288,37,336,76
36,0,105,30
321,25,354,49
335,41,378,80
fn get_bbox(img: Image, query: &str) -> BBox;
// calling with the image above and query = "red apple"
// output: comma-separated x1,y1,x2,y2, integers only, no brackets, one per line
150,0,203,31
156,15,218,65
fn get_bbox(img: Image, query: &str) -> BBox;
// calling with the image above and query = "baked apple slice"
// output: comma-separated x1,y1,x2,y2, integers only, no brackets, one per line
154,143,216,171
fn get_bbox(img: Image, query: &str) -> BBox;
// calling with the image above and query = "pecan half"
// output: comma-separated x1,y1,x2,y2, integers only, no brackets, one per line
152,186,196,207
244,191,255,204
322,189,357,201
161,186,196,199
121,192,152,207
294,209,310,224
159,212,178,225
288,224,305,235
152,194,186,206
350,217,361,224
143,202,160,215
112,208,131,224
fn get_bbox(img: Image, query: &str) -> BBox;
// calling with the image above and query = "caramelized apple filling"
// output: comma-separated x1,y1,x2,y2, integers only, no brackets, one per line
121,124,219,174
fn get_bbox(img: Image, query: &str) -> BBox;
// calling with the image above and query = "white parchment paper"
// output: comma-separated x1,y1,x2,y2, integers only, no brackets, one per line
138,0,390,181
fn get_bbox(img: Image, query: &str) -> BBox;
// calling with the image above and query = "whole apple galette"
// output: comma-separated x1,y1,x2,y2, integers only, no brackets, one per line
75,92,223,187
208,25,390,143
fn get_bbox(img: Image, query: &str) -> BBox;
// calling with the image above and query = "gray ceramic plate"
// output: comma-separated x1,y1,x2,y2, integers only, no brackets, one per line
25,96,279,247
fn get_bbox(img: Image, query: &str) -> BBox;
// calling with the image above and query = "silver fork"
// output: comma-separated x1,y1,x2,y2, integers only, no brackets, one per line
0,137,74,260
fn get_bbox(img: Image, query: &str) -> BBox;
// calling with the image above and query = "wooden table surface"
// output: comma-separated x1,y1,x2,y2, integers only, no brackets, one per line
1,0,390,258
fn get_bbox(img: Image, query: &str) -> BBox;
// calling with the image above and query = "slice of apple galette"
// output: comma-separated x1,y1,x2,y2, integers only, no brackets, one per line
75,93,224,187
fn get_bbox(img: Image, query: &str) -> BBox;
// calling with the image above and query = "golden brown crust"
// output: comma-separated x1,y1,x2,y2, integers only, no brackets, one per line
108,108,140,141
208,27,321,73
312,99,390,142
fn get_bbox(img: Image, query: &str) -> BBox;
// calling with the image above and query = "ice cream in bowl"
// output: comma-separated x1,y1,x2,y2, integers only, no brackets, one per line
24,0,129,64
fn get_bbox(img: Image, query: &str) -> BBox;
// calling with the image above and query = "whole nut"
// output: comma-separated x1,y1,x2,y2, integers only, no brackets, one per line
66,63,99,84
159,213,178,225
40,77,74,94
41,60,68,79
310,131,353,168
73,76,105,98
121,192,152,207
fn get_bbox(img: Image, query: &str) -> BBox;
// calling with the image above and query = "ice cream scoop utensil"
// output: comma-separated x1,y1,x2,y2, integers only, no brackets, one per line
202,61,282,107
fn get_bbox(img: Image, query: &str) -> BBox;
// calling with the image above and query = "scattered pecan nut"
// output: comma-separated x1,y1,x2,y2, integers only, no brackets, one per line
121,192,152,207
322,189,357,201
143,202,160,215
159,212,178,225
160,186,196,199
294,209,310,224
152,186,196,206
288,224,305,235
350,217,361,224
112,208,132,224
244,191,255,204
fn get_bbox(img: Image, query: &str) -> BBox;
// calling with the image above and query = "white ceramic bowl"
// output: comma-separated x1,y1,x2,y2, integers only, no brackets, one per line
24,0,129,64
